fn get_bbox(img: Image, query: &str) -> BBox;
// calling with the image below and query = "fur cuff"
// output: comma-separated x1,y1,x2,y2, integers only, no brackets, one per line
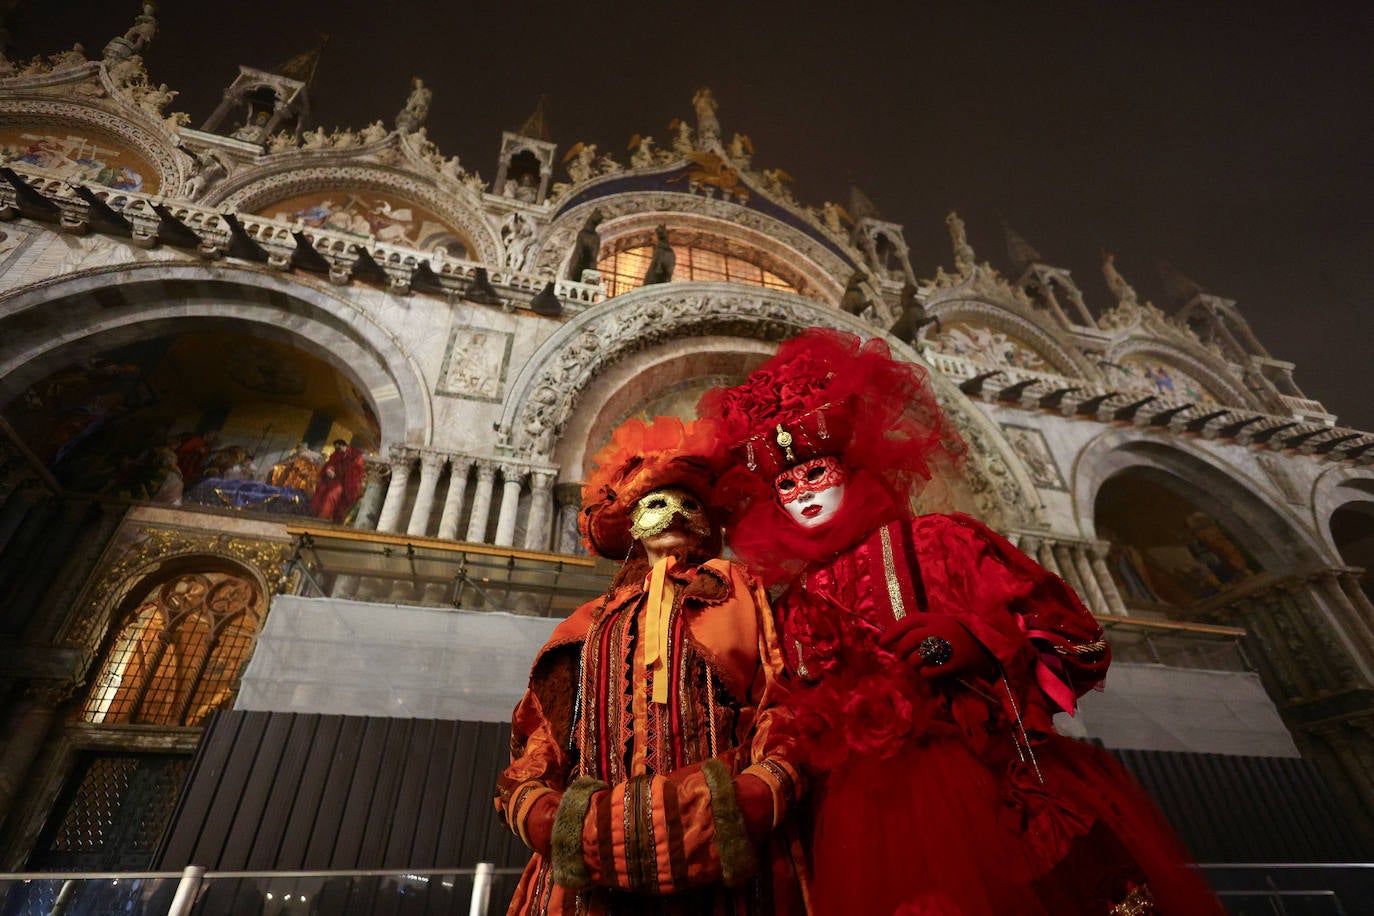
701,758,759,887
551,776,607,889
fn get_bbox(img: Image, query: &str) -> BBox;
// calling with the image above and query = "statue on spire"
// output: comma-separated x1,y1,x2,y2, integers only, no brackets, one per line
1102,251,1139,305
946,211,976,276
103,1,157,64
395,77,431,134
692,87,721,150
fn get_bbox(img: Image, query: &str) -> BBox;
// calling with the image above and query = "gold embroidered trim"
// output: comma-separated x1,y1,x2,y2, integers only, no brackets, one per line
880,526,906,620
1053,638,1109,658
1109,883,1157,915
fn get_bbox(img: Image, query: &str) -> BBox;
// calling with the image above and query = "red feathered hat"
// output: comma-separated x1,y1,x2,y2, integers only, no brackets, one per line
697,328,963,583
578,416,721,559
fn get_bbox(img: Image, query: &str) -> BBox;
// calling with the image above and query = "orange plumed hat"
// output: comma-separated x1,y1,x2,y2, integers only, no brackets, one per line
579,416,721,559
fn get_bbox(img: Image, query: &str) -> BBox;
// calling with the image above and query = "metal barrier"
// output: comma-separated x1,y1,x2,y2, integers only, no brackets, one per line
1201,863,1374,916
0,864,519,915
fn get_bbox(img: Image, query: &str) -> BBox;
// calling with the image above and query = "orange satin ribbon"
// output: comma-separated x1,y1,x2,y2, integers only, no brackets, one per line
644,556,676,704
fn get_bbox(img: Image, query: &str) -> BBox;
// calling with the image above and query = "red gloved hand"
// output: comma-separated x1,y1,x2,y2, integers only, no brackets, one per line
879,614,995,680
524,791,562,858
734,773,775,845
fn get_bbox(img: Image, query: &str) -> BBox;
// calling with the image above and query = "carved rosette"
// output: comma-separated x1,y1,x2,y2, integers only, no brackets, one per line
60,525,293,670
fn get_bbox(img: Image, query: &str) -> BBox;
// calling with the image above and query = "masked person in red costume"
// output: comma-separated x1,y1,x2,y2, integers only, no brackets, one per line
698,328,1221,916
496,416,809,915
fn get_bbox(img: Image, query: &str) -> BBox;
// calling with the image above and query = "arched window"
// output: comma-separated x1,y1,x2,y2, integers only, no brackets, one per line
83,570,262,727
597,231,802,298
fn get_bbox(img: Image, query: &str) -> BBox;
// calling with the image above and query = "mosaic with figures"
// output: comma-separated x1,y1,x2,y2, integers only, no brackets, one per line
931,321,1053,372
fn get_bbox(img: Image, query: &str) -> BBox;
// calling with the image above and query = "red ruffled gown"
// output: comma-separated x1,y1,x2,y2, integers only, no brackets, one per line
776,513,1222,916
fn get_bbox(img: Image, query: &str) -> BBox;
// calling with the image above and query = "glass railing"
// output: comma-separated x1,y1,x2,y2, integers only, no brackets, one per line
1101,613,1253,672
4,863,1371,914
1201,863,1374,915
0,865,524,915
282,525,613,617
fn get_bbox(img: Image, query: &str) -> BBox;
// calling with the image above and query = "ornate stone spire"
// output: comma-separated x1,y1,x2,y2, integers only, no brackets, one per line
274,33,328,87
946,211,976,276
1101,251,1138,305
517,96,550,141
1157,259,1204,306
1003,220,1042,273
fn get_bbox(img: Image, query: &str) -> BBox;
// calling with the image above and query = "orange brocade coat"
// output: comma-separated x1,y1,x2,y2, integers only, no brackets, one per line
496,558,809,915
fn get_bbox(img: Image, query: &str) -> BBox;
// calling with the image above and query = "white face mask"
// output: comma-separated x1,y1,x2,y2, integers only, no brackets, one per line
773,457,847,529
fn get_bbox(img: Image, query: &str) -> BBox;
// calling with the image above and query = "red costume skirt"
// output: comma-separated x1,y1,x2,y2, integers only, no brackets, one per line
807,734,1221,916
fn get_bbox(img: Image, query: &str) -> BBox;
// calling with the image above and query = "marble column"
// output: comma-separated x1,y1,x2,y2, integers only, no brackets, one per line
1069,544,1109,618
465,463,497,543
494,466,525,548
1051,542,1088,602
1317,571,1374,676
0,682,71,822
1087,543,1130,617
1341,571,1374,628
437,458,472,541
554,482,584,555
0,485,44,559
351,460,391,531
406,452,446,537
522,472,556,552
375,453,414,533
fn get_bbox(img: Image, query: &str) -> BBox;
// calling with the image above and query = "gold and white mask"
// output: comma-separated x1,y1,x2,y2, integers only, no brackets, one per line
629,487,711,541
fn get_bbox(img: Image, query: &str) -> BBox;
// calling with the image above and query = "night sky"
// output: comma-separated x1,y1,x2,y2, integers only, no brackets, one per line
7,2,1371,431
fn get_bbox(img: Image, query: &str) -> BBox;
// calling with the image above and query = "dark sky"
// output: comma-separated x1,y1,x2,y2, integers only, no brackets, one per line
8,1,1372,431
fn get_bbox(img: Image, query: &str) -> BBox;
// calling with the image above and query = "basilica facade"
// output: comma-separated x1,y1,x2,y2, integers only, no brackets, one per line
1,6,1373,884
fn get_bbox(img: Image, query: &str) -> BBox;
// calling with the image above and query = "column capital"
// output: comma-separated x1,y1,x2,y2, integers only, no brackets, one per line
498,463,528,482
473,460,498,482
530,470,557,490
554,481,583,508
416,450,446,473
24,679,78,706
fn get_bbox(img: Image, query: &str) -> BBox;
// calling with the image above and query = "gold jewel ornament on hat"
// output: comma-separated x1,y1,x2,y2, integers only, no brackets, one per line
629,487,711,541
775,424,796,463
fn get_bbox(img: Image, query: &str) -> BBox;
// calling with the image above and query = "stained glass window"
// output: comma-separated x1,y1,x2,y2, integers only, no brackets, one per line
83,570,262,727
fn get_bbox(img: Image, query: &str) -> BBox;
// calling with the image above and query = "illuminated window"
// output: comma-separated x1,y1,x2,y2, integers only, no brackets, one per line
83,570,262,727
597,234,800,298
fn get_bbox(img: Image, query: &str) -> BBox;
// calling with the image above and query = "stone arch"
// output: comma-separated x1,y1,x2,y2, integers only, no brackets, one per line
0,96,189,194
212,162,501,264
499,282,1043,529
1104,340,1255,408
1070,429,1328,572
0,263,432,447
923,295,1089,379
530,193,853,301
1312,466,1374,569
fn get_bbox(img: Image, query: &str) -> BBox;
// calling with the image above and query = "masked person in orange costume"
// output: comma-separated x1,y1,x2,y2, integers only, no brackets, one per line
698,329,1221,916
496,416,809,915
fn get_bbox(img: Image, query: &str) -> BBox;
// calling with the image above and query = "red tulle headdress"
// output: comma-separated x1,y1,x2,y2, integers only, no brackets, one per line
579,415,722,559
697,328,963,582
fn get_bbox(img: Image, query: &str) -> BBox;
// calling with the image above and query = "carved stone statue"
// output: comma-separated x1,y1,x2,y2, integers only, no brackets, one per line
359,120,388,144
103,1,157,62
692,86,721,150
669,119,694,155
395,77,431,133
946,211,976,275
232,110,271,143
563,142,596,184
567,208,604,281
642,225,675,285
629,135,656,168
1102,251,1139,304
839,270,873,316
184,149,227,199
888,281,942,342
502,212,535,271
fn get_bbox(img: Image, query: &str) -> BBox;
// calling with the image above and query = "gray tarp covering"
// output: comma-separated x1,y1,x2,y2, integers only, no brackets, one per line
236,595,562,722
